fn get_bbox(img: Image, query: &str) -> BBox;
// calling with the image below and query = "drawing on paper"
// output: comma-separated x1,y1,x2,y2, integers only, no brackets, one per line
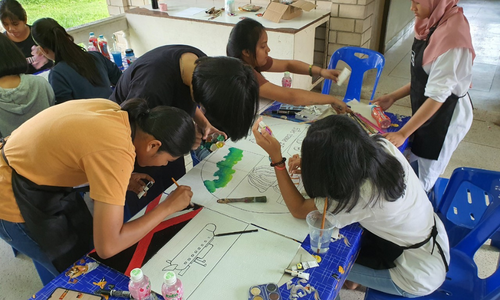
162,223,216,276
199,122,307,214
203,148,244,193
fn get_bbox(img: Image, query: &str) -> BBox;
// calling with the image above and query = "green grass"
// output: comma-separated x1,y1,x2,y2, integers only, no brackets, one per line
20,0,109,29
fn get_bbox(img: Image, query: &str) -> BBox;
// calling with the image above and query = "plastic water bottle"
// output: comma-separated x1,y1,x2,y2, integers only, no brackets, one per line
125,48,136,66
282,71,292,88
89,32,99,51
162,271,183,300
98,35,111,59
128,268,156,300
225,0,235,15
87,42,97,52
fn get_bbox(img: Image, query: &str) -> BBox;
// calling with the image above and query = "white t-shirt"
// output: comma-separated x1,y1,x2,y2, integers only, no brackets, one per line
315,140,450,296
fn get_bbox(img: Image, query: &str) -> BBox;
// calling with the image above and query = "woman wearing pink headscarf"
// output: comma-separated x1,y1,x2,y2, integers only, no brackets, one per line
373,0,475,193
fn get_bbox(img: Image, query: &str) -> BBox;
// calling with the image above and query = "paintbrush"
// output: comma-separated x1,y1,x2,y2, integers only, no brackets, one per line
217,196,267,204
318,197,328,254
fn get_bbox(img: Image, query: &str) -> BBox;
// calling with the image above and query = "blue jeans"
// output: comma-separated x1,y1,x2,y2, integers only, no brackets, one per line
345,263,419,298
0,219,59,285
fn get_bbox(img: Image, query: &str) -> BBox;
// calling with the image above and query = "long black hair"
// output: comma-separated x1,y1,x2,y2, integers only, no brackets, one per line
31,18,104,86
226,18,265,67
192,56,259,141
0,33,27,77
120,98,195,157
0,0,27,23
301,115,406,214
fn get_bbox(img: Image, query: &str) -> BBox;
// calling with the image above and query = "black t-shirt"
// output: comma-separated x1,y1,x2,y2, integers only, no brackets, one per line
110,45,206,117
4,26,53,74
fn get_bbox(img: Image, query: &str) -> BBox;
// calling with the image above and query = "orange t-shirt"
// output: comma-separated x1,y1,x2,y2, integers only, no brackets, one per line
0,99,135,223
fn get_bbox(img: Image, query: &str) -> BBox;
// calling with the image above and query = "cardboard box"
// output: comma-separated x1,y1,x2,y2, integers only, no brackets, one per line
263,0,317,23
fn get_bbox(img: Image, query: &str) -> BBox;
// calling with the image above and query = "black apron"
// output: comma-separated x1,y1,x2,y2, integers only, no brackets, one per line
1,138,94,273
409,25,459,160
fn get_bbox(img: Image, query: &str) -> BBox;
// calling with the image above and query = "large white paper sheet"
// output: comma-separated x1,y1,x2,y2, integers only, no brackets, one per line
142,208,300,299
162,116,312,242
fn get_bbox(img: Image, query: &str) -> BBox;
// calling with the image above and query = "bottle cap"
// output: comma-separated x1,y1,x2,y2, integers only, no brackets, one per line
164,271,177,286
89,32,94,36
130,268,144,282
99,34,104,39
125,48,134,54
284,71,291,76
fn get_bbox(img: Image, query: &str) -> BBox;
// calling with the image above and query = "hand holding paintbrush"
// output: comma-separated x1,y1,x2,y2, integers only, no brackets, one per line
171,177,194,208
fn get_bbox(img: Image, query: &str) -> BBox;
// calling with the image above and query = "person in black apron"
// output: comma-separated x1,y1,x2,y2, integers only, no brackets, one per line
373,0,475,192
252,114,450,298
0,98,195,284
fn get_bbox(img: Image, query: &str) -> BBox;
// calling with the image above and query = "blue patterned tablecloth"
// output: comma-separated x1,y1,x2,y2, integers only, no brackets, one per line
280,223,363,300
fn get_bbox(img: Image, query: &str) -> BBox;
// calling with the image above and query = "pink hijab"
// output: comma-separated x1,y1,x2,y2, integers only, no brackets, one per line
414,0,475,66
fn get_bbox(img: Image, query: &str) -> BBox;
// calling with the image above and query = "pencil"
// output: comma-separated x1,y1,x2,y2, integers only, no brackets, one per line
214,229,258,237
318,197,328,254
172,177,194,207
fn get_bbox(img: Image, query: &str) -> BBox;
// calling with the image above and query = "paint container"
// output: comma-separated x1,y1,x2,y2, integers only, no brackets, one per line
248,283,282,300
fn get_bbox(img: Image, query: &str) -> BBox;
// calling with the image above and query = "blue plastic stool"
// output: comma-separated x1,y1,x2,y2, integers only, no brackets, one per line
431,168,500,249
322,46,385,103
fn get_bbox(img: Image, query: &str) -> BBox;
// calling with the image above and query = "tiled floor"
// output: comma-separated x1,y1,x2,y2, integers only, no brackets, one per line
0,1,499,299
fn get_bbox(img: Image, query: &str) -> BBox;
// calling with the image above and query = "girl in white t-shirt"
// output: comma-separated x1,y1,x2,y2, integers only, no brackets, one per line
252,115,450,297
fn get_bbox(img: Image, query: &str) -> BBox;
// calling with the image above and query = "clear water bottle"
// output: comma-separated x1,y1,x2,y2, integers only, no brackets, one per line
89,32,99,51
162,271,183,300
282,71,292,88
128,268,156,300
87,42,97,52
125,48,136,66
225,0,235,15
98,34,110,59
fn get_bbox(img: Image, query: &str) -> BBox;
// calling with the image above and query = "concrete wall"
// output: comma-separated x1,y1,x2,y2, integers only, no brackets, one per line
384,0,414,50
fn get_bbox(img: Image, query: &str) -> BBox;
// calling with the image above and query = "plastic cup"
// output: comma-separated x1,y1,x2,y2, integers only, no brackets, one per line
306,210,338,254
159,3,167,11
111,50,123,68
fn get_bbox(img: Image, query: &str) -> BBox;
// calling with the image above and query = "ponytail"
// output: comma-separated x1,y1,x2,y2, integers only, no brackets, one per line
121,98,196,157
31,18,104,86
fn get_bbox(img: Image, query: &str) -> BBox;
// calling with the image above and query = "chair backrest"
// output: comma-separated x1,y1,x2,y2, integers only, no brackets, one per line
437,167,500,230
321,46,385,103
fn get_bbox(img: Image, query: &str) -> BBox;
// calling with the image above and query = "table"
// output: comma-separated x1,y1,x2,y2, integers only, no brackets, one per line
124,0,330,90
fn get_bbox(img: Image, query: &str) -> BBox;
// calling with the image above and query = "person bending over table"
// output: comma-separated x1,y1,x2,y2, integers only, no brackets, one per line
110,44,259,214
227,18,348,113
0,98,195,285
252,115,449,298
0,0,53,74
31,18,122,104
0,34,54,138
372,0,474,193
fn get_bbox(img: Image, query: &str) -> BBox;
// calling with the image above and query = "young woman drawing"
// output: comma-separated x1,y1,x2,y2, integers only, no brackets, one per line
373,0,475,192
253,115,449,297
0,98,195,284
227,18,348,113
110,44,260,212
31,18,122,104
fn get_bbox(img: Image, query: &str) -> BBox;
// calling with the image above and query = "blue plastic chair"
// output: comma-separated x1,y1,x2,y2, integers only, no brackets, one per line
429,167,500,249
321,46,385,103
364,197,500,300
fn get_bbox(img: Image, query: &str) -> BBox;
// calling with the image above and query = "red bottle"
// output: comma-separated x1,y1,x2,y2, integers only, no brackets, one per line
371,105,391,129
89,32,99,51
98,35,110,60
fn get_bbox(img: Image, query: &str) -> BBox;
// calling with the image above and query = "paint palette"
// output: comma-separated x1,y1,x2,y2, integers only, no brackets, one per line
248,283,282,300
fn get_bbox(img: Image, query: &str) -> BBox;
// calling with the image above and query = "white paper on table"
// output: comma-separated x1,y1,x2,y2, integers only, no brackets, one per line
142,208,300,299
161,116,312,242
